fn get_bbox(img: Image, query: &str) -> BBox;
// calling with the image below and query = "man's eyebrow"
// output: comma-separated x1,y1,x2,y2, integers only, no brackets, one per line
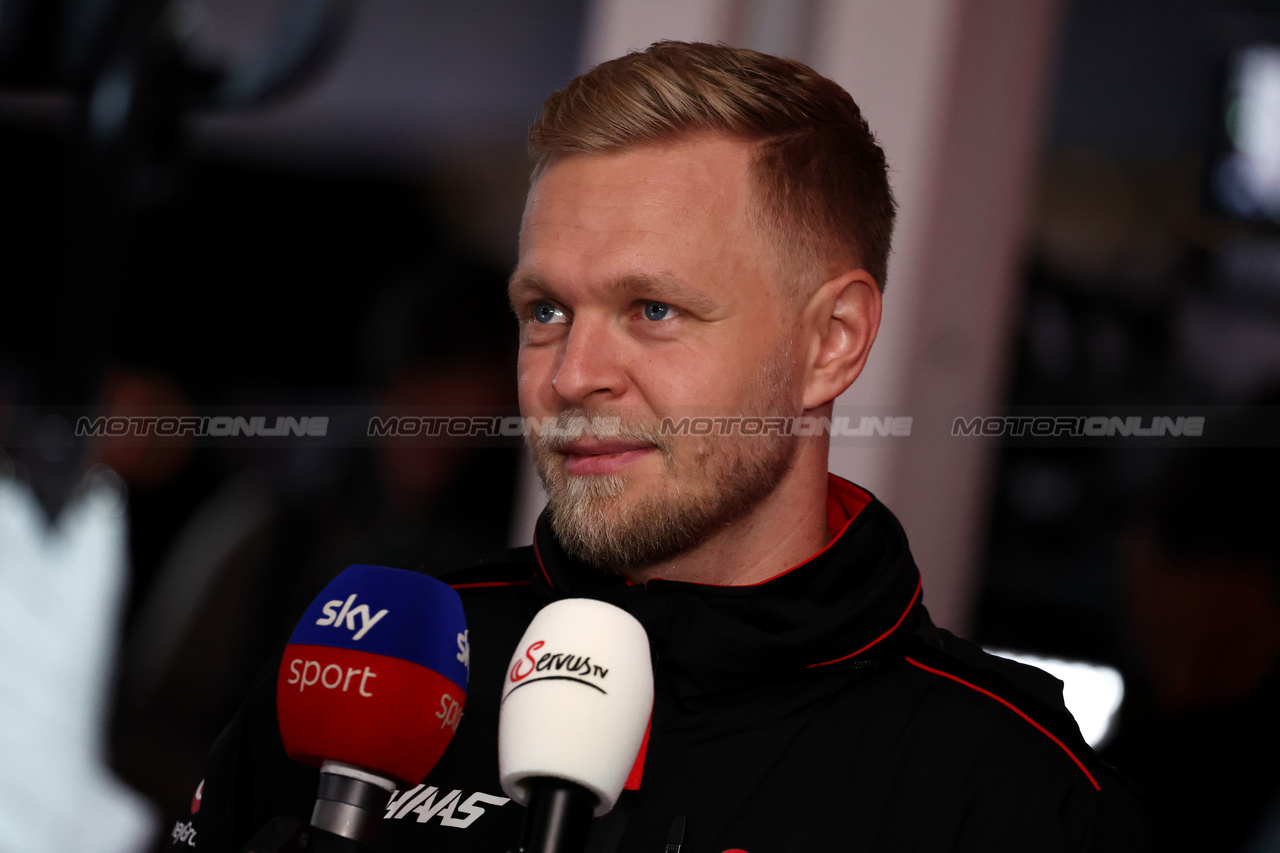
608,273,720,316
507,270,722,316
507,271,549,307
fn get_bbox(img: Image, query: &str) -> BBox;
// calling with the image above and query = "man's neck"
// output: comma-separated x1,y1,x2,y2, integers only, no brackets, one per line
625,441,832,586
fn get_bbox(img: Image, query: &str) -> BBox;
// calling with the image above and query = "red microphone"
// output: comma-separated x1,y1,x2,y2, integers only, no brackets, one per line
244,565,469,851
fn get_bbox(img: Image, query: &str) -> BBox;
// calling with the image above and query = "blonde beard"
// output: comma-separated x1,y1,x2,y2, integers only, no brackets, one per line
527,350,799,575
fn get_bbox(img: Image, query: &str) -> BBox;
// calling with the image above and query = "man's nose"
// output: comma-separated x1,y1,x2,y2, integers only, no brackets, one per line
551,316,625,404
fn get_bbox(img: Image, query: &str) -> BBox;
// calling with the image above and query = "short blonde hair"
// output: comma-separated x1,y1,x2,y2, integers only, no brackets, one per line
528,41,896,292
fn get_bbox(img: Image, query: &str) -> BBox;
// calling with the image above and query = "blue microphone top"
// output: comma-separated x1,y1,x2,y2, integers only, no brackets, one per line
287,564,469,689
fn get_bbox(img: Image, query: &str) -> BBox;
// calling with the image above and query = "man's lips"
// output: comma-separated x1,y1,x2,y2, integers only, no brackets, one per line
560,440,658,476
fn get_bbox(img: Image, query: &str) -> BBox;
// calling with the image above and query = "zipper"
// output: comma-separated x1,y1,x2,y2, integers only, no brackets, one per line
663,815,686,853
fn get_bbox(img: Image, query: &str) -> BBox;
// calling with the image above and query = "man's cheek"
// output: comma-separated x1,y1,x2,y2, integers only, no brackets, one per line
516,359,555,413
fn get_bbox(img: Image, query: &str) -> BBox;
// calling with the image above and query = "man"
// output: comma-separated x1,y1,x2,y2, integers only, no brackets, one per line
174,42,1146,852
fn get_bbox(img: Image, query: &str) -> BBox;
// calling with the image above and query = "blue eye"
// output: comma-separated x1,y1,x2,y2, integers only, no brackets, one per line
643,301,672,321
532,303,564,324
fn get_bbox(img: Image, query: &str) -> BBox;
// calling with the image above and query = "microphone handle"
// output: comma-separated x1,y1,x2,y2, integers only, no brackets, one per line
520,777,597,853
243,771,393,853
241,816,376,853
311,772,393,842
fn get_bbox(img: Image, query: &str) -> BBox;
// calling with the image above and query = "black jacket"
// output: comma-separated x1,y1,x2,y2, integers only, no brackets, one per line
170,475,1147,852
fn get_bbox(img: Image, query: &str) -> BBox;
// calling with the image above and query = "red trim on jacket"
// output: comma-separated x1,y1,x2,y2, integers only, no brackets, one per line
532,534,554,588
826,472,873,541
808,575,921,668
623,716,652,791
729,473,872,588
904,657,1101,791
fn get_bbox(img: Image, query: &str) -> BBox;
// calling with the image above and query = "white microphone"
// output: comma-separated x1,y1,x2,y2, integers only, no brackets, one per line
498,599,653,853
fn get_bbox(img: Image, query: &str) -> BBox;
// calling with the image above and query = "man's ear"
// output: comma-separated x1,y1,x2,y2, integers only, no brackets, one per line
801,269,882,410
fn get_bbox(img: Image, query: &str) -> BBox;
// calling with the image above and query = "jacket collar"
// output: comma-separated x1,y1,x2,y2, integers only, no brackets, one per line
530,473,925,711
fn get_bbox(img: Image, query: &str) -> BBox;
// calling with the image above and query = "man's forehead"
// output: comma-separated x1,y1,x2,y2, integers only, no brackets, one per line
521,137,756,233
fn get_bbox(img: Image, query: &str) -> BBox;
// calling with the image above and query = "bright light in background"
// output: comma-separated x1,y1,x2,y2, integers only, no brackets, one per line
984,648,1126,750
1216,44,1280,220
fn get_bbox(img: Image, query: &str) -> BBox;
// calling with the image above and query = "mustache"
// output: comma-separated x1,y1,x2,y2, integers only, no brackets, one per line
529,410,671,453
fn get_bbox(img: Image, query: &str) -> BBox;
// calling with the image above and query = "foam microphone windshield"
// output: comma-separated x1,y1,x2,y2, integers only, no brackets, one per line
277,564,470,786
498,598,653,818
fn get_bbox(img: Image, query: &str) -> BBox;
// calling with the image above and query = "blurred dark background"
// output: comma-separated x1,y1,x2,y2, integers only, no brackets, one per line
1,0,1279,850
0,0,585,843
970,2,1280,851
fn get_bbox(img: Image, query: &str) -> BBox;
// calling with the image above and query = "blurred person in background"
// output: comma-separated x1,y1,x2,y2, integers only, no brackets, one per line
0,466,160,853
1104,390,1280,853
